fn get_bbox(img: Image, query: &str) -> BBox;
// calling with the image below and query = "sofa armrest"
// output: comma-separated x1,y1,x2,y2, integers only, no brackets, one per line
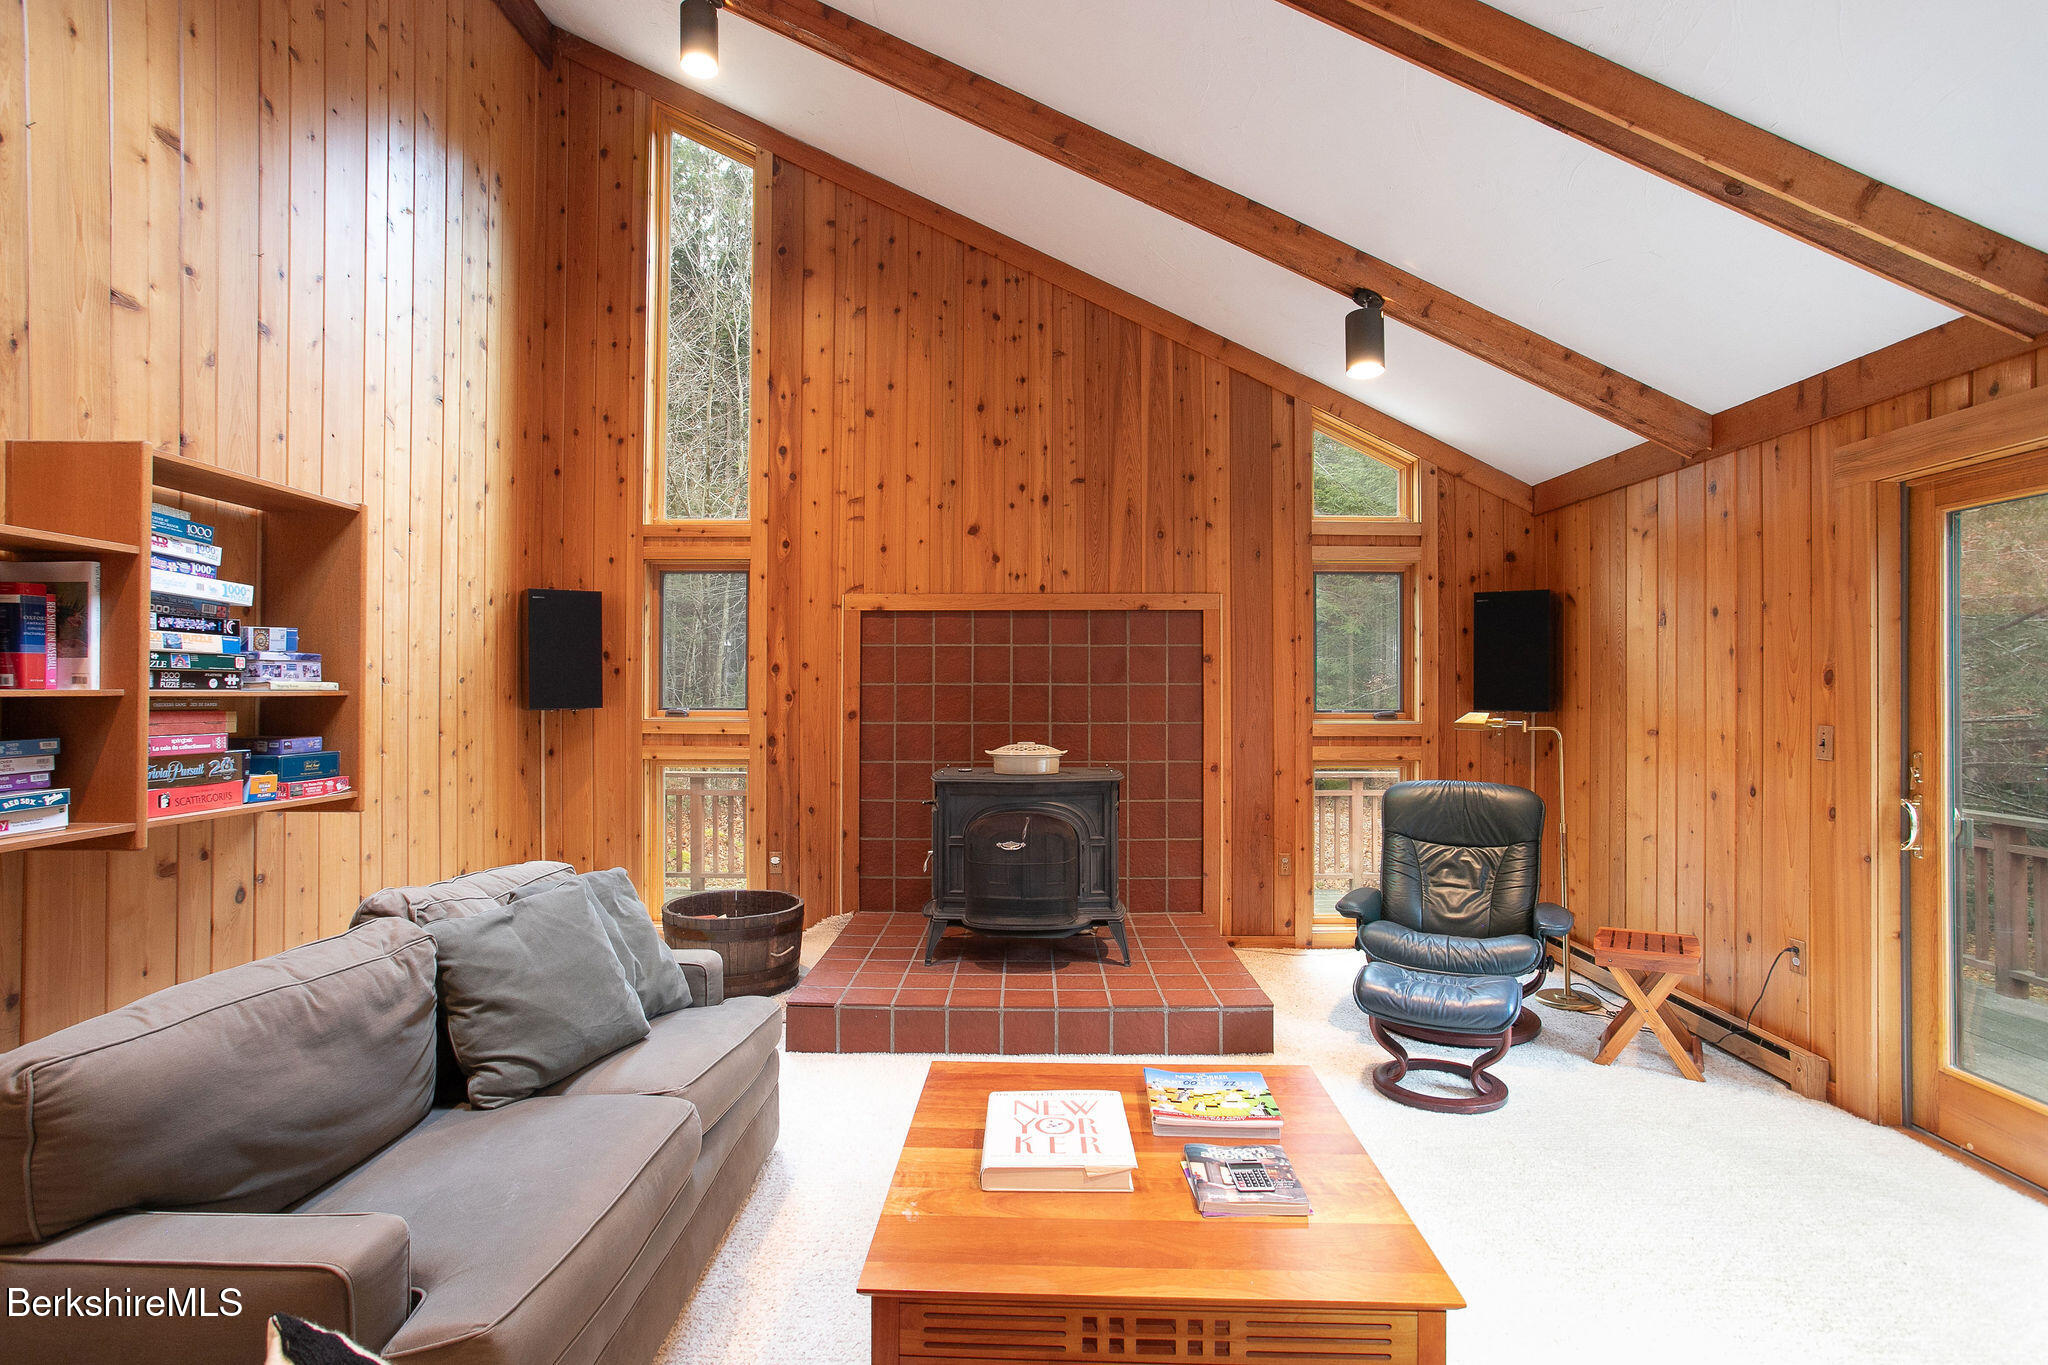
669,946,725,1006
1534,902,1573,942
0,1211,411,1358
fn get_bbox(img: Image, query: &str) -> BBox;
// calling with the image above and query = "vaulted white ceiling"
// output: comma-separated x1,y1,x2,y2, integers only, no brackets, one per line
542,0,2048,485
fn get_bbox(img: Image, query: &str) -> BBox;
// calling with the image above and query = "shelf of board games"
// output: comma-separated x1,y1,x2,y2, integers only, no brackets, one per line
0,441,367,852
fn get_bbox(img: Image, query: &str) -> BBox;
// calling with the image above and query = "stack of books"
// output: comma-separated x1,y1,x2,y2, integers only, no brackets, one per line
1179,1144,1312,1217
1142,1068,1284,1139
0,563,101,689
146,706,245,819
238,625,332,691
0,738,67,836
243,736,351,804
149,507,255,691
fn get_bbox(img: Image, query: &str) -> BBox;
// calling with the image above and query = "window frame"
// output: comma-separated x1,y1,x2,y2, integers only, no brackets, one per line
1310,544,1419,727
1310,411,1418,532
648,108,762,529
1306,752,1420,944
646,558,751,727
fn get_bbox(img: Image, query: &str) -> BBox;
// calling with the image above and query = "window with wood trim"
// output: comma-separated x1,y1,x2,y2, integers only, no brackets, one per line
1311,413,1413,524
657,568,748,714
652,114,757,522
1314,571,1406,716
656,763,749,900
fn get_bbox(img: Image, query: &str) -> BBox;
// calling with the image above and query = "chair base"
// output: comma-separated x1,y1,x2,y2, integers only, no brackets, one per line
1368,1018,1511,1114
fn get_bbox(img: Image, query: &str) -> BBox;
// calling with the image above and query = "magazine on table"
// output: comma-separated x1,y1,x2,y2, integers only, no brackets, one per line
979,1090,1137,1192
1180,1144,1311,1217
1143,1067,1282,1138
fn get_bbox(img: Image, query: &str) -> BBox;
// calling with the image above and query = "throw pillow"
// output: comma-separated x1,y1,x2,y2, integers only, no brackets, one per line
426,884,650,1109
267,1314,391,1364
577,867,693,1016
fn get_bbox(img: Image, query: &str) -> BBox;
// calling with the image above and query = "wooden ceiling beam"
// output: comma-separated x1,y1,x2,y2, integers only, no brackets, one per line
555,32,1533,508
1531,319,2041,514
1275,0,2048,339
488,0,555,67
721,0,1711,456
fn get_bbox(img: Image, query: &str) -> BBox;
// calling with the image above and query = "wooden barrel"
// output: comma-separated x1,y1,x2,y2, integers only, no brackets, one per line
661,890,805,997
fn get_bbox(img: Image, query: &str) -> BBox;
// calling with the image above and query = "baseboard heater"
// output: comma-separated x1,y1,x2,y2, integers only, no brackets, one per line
1556,940,1832,1102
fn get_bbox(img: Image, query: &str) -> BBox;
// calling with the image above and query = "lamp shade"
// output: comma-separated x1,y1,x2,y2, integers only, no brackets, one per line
1452,710,1502,731
680,0,720,79
1345,289,1385,380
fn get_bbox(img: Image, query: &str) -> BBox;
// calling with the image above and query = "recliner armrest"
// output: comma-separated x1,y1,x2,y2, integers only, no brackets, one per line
1533,902,1573,941
669,946,725,1006
0,1210,412,1357
1334,885,1383,924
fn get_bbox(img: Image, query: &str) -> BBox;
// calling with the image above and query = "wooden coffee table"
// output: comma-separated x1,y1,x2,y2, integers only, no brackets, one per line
858,1061,1462,1365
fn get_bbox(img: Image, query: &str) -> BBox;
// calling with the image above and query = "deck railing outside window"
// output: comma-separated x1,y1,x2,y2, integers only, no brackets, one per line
662,767,748,900
1959,809,2047,999
1312,769,1400,921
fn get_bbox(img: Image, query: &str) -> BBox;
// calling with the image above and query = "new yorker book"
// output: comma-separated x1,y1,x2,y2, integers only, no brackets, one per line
978,1090,1137,1192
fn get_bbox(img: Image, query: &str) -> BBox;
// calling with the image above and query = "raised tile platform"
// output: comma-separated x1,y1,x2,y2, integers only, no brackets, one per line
785,911,1275,1055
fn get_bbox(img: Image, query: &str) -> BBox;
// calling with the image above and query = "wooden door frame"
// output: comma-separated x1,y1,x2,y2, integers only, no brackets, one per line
837,593,1228,933
1902,449,2048,1186
1833,384,2048,1148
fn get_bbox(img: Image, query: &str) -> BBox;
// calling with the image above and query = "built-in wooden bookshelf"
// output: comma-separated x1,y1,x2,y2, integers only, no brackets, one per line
0,441,366,852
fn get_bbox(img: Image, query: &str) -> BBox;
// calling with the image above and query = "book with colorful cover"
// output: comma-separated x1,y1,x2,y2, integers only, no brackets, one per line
151,507,216,544
151,668,243,690
1143,1069,1283,1139
148,531,224,567
150,631,243,654
246,774,351,804
148,779,243,819
149,568,256,608
247,750,338,781
0,809,70,836
147,733,230,756
979,1090,1137,1192
31,562,101,687
242,626,299,652
147,751,248,790
0,590,49,689
1179,1144,1311,1218
0,788,67,815
0,739,60,758
0,773,53,794
247,736,324,755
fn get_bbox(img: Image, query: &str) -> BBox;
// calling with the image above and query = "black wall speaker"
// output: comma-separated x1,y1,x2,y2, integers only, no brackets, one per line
1472,589,1555,713
524,589,603,712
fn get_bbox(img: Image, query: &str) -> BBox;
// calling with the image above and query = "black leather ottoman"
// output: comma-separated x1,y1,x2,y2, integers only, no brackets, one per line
1354,961,1521,1114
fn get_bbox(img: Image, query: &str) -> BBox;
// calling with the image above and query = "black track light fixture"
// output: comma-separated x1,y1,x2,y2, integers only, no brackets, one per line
681,0,723,80
1345,288,1386,381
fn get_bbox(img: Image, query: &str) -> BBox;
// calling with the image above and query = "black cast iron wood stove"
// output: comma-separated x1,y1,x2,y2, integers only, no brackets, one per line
922,766,1130,965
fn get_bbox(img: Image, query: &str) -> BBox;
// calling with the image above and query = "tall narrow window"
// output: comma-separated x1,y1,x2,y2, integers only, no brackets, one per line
1311,414,1410,522
659,570,748,712
1313,767,1402,922
1314,572,1405,715
658,128,755,521
659,765,749,899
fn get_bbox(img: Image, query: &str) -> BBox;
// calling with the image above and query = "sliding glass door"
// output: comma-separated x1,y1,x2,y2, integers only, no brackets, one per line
1906,450,2048,1186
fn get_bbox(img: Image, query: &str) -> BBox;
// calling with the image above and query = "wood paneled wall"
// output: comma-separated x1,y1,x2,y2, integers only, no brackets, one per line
0,0,544,1046
535,50,1546,943
1542,339,2047,1119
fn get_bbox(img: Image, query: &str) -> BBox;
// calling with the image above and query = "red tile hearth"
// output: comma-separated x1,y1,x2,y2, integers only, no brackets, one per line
856,609,1205,916
784,911,1274,1055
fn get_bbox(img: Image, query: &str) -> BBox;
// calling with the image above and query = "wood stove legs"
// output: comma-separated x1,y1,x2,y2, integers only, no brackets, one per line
921,917,1133,966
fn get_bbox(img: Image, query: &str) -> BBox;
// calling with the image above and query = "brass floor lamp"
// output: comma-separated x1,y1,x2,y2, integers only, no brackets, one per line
1451,710,1601,1013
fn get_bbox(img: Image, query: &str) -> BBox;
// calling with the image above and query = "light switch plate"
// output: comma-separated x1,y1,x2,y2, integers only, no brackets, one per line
1815,724,1835,761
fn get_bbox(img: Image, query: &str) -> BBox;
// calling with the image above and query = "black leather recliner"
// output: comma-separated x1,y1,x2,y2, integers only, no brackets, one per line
1337,779,1571,1046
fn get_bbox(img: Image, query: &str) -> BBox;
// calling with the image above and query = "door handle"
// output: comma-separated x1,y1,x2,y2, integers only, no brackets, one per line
1901,796,1924,858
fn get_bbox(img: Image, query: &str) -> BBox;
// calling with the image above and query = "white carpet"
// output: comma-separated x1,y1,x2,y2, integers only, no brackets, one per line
659,916,2048,1365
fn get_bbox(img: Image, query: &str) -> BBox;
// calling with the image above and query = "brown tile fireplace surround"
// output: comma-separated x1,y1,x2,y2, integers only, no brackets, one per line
809,606,1273,1056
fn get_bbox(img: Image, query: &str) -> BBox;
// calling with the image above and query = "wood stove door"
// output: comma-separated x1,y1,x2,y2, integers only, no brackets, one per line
961,809,1085,933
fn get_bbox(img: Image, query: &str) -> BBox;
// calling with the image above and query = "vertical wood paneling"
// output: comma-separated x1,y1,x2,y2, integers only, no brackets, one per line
0,0,544,1044
1543,342,2048,1115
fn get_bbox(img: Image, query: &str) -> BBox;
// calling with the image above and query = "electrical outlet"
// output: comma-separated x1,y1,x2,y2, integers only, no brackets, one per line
1815,724,1835,761
1788,938,1807,974
1278,854,1293,877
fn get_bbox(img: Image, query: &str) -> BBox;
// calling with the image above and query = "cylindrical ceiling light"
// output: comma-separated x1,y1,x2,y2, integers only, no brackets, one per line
680,0,723,80
1345,288,1386,381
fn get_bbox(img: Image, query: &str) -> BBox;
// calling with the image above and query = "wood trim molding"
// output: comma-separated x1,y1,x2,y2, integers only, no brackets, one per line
555,33,1533,510
1274,0,2048,338
1833,382,2048,484
487,0,555,67
721,0,1711,457
1533,321,2044,513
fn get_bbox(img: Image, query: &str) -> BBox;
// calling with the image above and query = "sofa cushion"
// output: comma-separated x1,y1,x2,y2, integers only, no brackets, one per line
543,995,782,1130
296,1096,702,1365
511,868,691,1018
427,886,651,1110
0,920,437,1246
351,861,578,928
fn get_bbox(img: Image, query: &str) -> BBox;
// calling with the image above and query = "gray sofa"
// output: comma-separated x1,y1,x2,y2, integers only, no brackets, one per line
0,861,782,1364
